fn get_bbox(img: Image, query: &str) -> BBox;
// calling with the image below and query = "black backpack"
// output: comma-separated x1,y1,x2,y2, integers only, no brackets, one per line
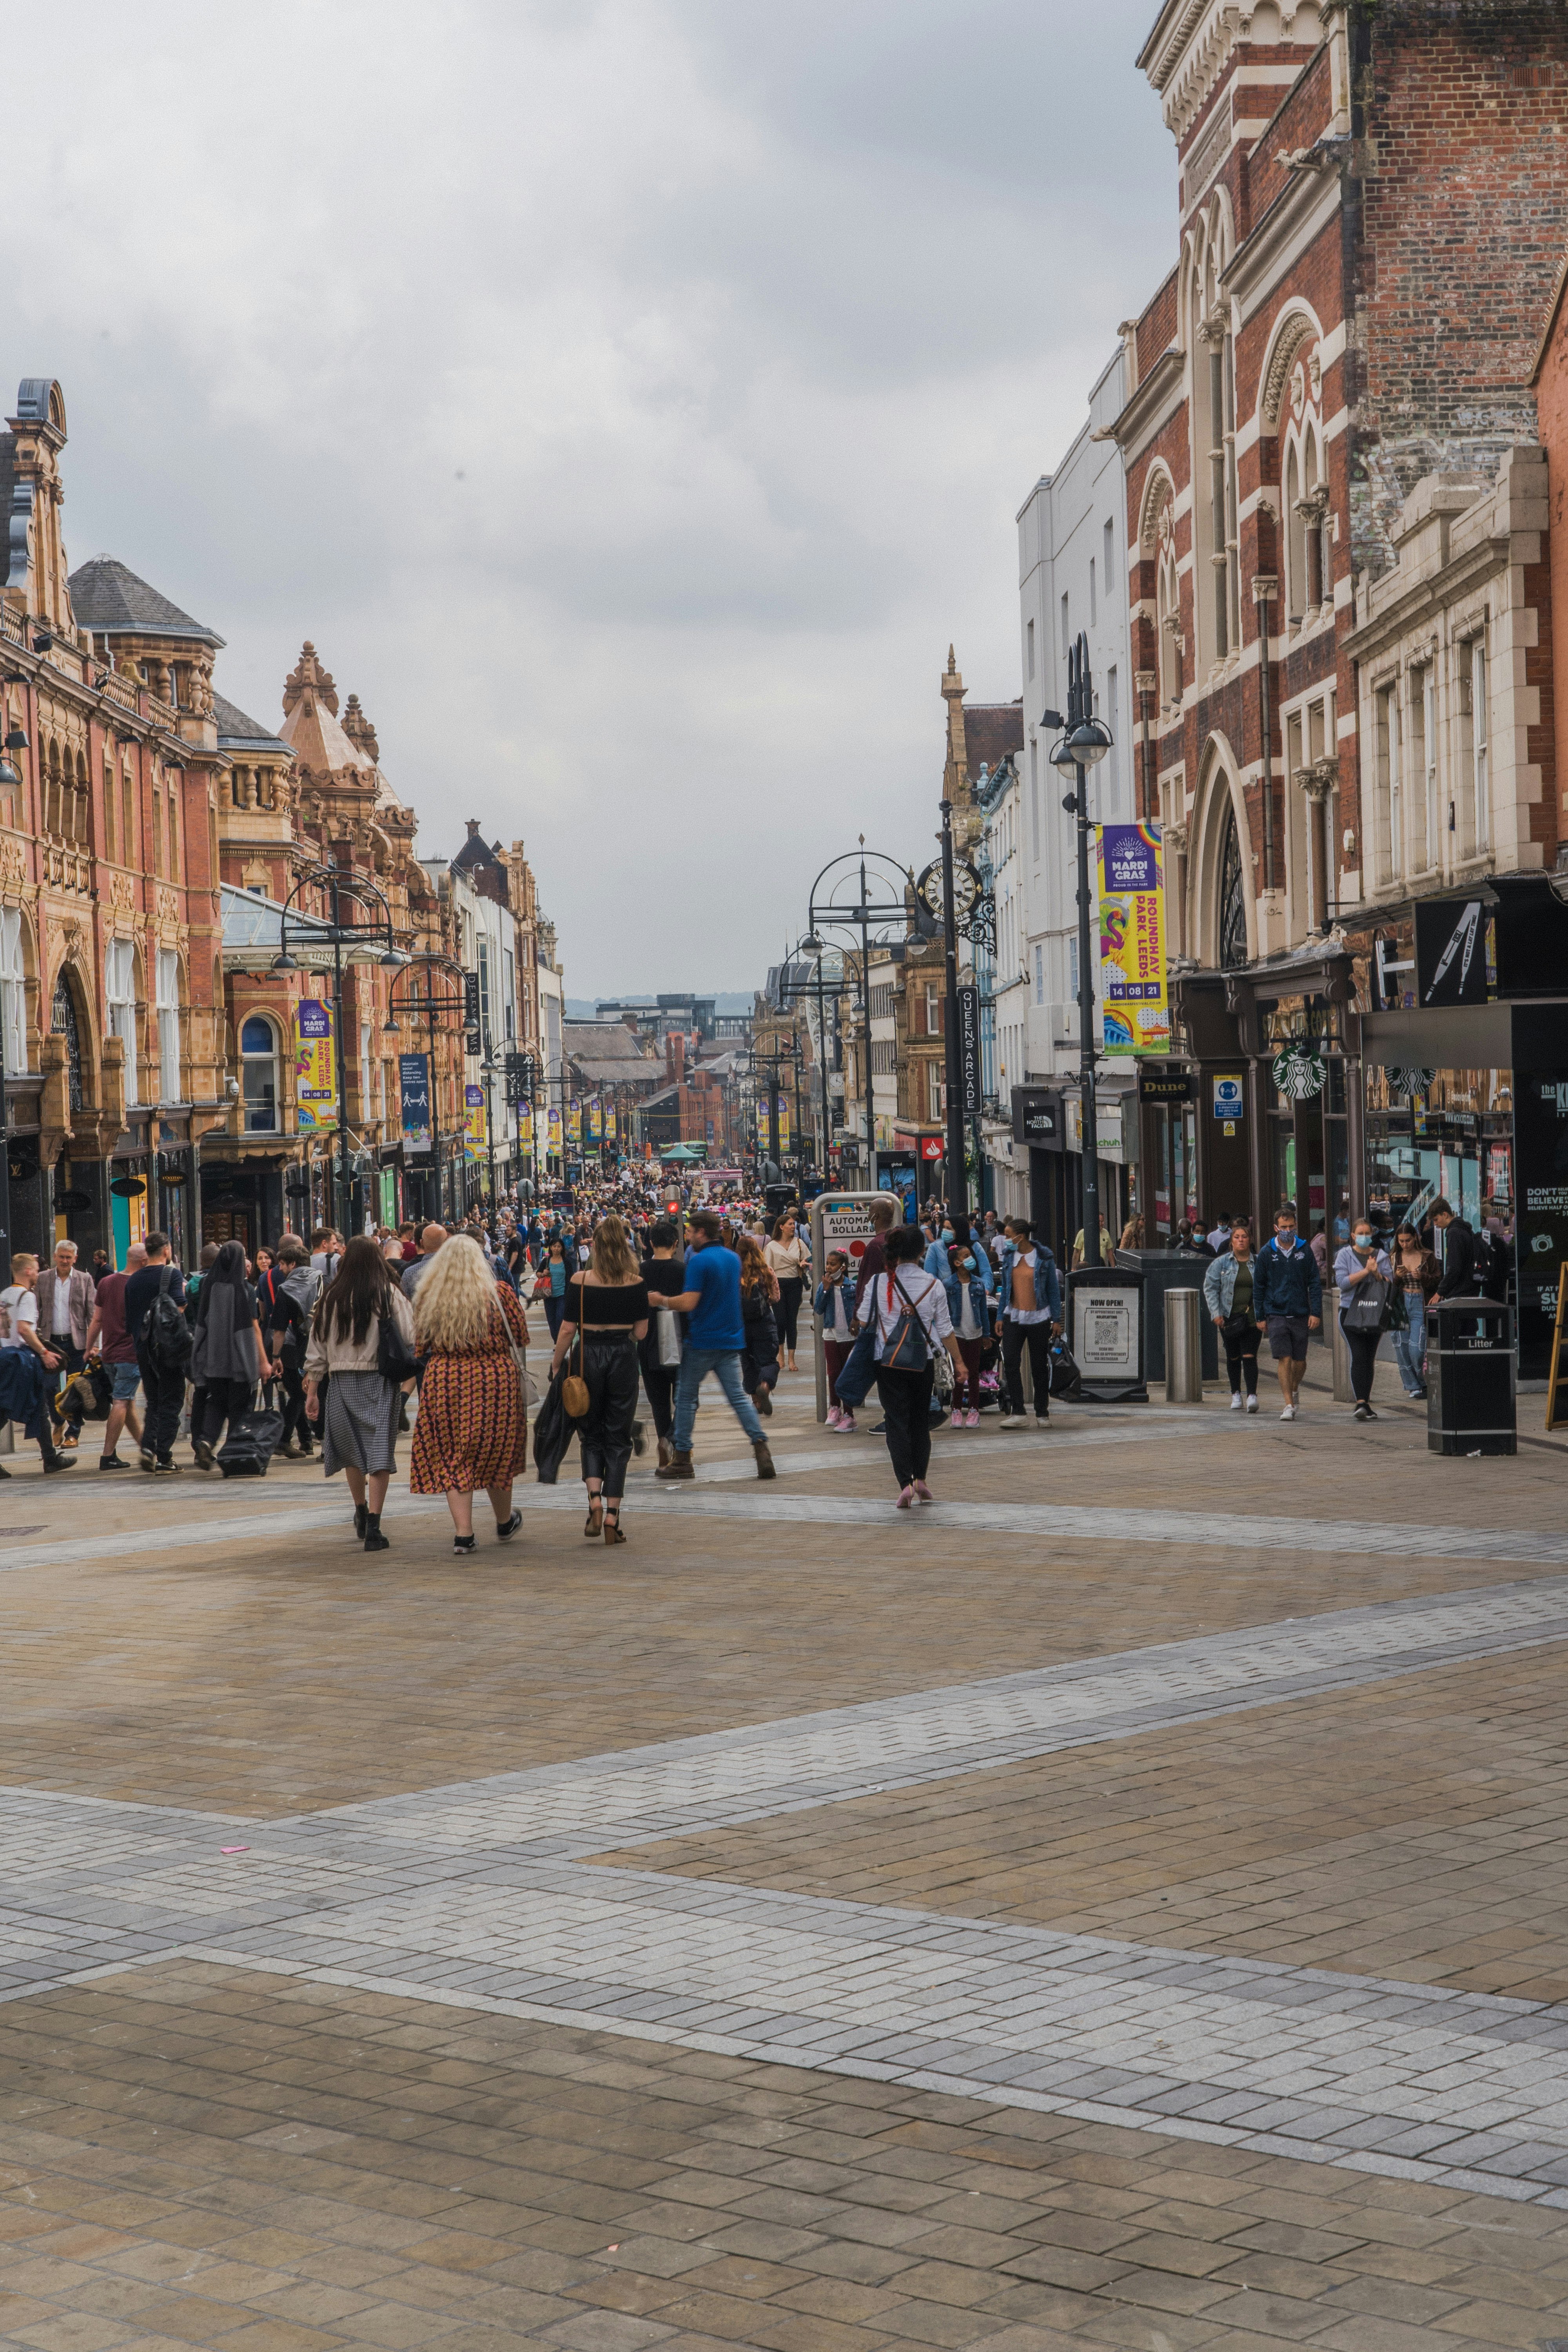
142,1266,194,1375
1473,1226,1510,1301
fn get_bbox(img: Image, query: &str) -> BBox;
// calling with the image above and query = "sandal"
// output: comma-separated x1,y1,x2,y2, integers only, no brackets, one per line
603,1502,626,1546
584,1496,604,1539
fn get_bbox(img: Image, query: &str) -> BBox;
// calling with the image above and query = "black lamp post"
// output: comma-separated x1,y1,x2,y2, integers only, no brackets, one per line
386,951,466,1224
806,844,911,1189
937,797,968,1218
1045,632,1113,1270
272,857,405,1238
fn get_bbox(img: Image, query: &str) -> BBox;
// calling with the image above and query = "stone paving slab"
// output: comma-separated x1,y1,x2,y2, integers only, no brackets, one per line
3,1964,1567,2350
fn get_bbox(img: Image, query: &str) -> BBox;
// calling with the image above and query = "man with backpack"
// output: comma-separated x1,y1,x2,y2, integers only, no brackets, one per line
1428,1199,1508,1301
126,1231,191,1473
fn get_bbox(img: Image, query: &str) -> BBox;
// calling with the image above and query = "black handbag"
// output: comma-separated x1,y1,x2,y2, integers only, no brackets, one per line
377,1303,421,1385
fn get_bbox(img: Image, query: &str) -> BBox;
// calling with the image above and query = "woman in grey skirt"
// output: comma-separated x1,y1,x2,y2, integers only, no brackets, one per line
303,1236,417,1553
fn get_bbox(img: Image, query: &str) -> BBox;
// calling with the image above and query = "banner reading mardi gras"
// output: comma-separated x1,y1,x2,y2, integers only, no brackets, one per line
1098,822,1171,1056
294,999,338,1134
463,1082,486,1162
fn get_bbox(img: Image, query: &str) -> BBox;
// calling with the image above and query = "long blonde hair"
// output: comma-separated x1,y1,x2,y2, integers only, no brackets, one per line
413,1234,499,1353
589,1214,638,1283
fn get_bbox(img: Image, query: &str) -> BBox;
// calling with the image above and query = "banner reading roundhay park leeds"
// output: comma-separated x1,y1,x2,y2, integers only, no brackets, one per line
1098,822,1171,1056
294,999,338,1134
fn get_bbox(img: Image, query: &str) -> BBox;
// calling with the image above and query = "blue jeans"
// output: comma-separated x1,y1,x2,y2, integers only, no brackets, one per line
1392,1296,1427,1394
673,1347,764,1452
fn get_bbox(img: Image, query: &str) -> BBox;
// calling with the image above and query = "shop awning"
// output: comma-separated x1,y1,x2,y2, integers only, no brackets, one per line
220,885,397,975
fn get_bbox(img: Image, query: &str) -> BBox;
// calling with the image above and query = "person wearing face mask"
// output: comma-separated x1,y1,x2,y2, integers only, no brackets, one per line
1202,1221,1261,1411
1334,1217,1394,1421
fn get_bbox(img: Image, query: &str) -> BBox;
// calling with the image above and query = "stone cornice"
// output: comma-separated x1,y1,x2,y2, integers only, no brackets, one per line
1108,345,1186,460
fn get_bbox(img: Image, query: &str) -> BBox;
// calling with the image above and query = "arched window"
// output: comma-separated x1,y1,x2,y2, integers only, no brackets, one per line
105,937,138,1106
240,1014,280,1133
1218,808,1248,970
51,971,83,1112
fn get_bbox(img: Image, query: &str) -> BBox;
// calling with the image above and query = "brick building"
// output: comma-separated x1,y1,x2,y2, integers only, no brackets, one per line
1111,0,1568,1303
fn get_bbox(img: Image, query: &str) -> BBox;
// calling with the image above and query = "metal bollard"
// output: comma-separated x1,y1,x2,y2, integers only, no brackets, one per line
1164,1287,1203,1404
1327,1289,1354,1403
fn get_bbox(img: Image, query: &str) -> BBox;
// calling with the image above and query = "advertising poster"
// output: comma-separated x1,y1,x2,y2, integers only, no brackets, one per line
568,1101,581,1145
548,1109,562,1152
605,1105,617,1141
463,1082,486,1162
295,999,337,1134
517,1106,533,1148
778,1104,791,1152
1514,1067,1568,1377
1098,823,1171,1055
586,1098,600,1141
398,1052,431,1153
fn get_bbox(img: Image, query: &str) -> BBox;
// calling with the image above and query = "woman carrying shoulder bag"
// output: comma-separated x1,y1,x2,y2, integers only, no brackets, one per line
863,1223,963,1508
304,1235,417,1553
1334,1217,1395,1422
765,1213,809,1373
550,1215,648,1545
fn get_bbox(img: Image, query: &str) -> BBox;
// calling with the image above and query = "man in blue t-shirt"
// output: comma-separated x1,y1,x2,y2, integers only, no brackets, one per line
654,1209,775,1481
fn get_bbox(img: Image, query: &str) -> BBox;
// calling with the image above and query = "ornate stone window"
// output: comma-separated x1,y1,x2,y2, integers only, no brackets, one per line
240,1013,279,1134
1218,808,1248,969
105,936,138,1107
156,948,182,1104
0,909,25,1077
52,971,83,1113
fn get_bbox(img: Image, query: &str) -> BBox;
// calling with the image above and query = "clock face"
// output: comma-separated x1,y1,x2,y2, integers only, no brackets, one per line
918,860,980,918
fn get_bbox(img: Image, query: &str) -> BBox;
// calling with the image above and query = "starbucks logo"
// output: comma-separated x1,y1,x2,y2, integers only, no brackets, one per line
1382,1065,1435,1099
1272,1047,1326,1100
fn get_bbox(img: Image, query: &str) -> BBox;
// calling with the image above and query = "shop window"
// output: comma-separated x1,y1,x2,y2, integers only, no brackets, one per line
240,1014,279,1134
106,937,138,1107
0,908,25,1077
156,949,182,1103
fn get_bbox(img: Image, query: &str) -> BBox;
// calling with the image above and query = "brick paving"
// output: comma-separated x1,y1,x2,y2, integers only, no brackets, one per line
4,1354,1568,2341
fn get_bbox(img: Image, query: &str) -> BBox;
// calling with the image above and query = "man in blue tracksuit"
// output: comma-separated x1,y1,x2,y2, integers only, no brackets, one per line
1252,1205,1322,1419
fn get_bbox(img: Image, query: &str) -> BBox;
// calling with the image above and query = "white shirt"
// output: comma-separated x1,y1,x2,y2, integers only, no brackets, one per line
50,1275,74,1336
956,1284,981,1341
0,1285,39,1350
866,1267,953,1363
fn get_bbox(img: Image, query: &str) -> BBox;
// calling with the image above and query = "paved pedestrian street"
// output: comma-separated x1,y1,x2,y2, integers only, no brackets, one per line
6,1354,1568,2349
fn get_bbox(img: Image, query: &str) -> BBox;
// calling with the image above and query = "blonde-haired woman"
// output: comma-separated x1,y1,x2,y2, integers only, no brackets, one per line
549,1214,648,1545
410,1232,529,1555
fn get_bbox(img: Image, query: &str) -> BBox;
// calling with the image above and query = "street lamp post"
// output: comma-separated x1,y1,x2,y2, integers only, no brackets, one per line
806,844,911,1191
938,797,967,1218
386,953,466,1226
1046,632,1113,1271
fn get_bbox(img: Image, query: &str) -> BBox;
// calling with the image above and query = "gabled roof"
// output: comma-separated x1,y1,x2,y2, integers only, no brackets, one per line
67,555,225,646
212,689,290,755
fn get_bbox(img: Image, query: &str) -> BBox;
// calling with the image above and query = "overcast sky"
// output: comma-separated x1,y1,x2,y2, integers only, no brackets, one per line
14,0,1171,995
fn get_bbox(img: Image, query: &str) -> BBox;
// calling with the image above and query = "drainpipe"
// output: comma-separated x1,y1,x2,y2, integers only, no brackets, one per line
1254,575,1278,895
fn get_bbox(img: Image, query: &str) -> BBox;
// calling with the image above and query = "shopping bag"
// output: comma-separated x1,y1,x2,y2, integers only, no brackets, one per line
831,1323,878,1409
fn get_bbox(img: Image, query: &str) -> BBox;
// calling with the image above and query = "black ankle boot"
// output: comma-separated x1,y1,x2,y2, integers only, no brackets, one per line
354,1502,368,1538
363,1512,389,1553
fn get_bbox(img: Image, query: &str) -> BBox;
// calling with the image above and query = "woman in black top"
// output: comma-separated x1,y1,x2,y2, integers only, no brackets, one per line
550,1214,649,1544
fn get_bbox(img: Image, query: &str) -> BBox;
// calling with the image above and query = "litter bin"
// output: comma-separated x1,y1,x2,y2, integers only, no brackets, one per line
1428,1297,1516,1456
1115,1249,1220,1387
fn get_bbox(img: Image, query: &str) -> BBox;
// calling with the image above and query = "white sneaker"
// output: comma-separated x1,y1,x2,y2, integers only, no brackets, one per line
950,1408,963,1429
999,1414,1026,1430
1280,1403,1296,1420
1229,1394,1243,1411
1245,1396,1258,1414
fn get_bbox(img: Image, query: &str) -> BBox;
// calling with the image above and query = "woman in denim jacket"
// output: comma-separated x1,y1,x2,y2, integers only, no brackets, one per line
940,1238,993,1428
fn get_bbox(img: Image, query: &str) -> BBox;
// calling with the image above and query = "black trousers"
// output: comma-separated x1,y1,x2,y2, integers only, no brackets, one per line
1001,1320,1053,1418
199,1378,255,1448
773,1278,804,1354
579,1332,640,1499
275,1362,308,1446
136,1348,185,1462
875,1365,934,1489
641,1362,678,1440
1343,1322,1380,1404
1221,1316,1259,1396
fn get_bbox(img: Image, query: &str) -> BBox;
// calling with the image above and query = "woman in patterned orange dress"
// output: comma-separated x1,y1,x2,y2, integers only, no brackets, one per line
410,1233,530,1554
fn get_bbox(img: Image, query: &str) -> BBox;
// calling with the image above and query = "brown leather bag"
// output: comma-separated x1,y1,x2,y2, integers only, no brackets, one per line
561,1294,589,1419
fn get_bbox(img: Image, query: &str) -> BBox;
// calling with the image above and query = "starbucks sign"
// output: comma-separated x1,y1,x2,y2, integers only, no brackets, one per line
1272,1047,1326,1101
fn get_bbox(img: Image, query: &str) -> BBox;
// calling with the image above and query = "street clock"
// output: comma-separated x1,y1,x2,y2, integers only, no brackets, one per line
916,857,980,924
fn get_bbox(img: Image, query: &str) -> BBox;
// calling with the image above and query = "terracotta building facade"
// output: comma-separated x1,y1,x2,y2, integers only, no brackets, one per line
1110,0,1568,1348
